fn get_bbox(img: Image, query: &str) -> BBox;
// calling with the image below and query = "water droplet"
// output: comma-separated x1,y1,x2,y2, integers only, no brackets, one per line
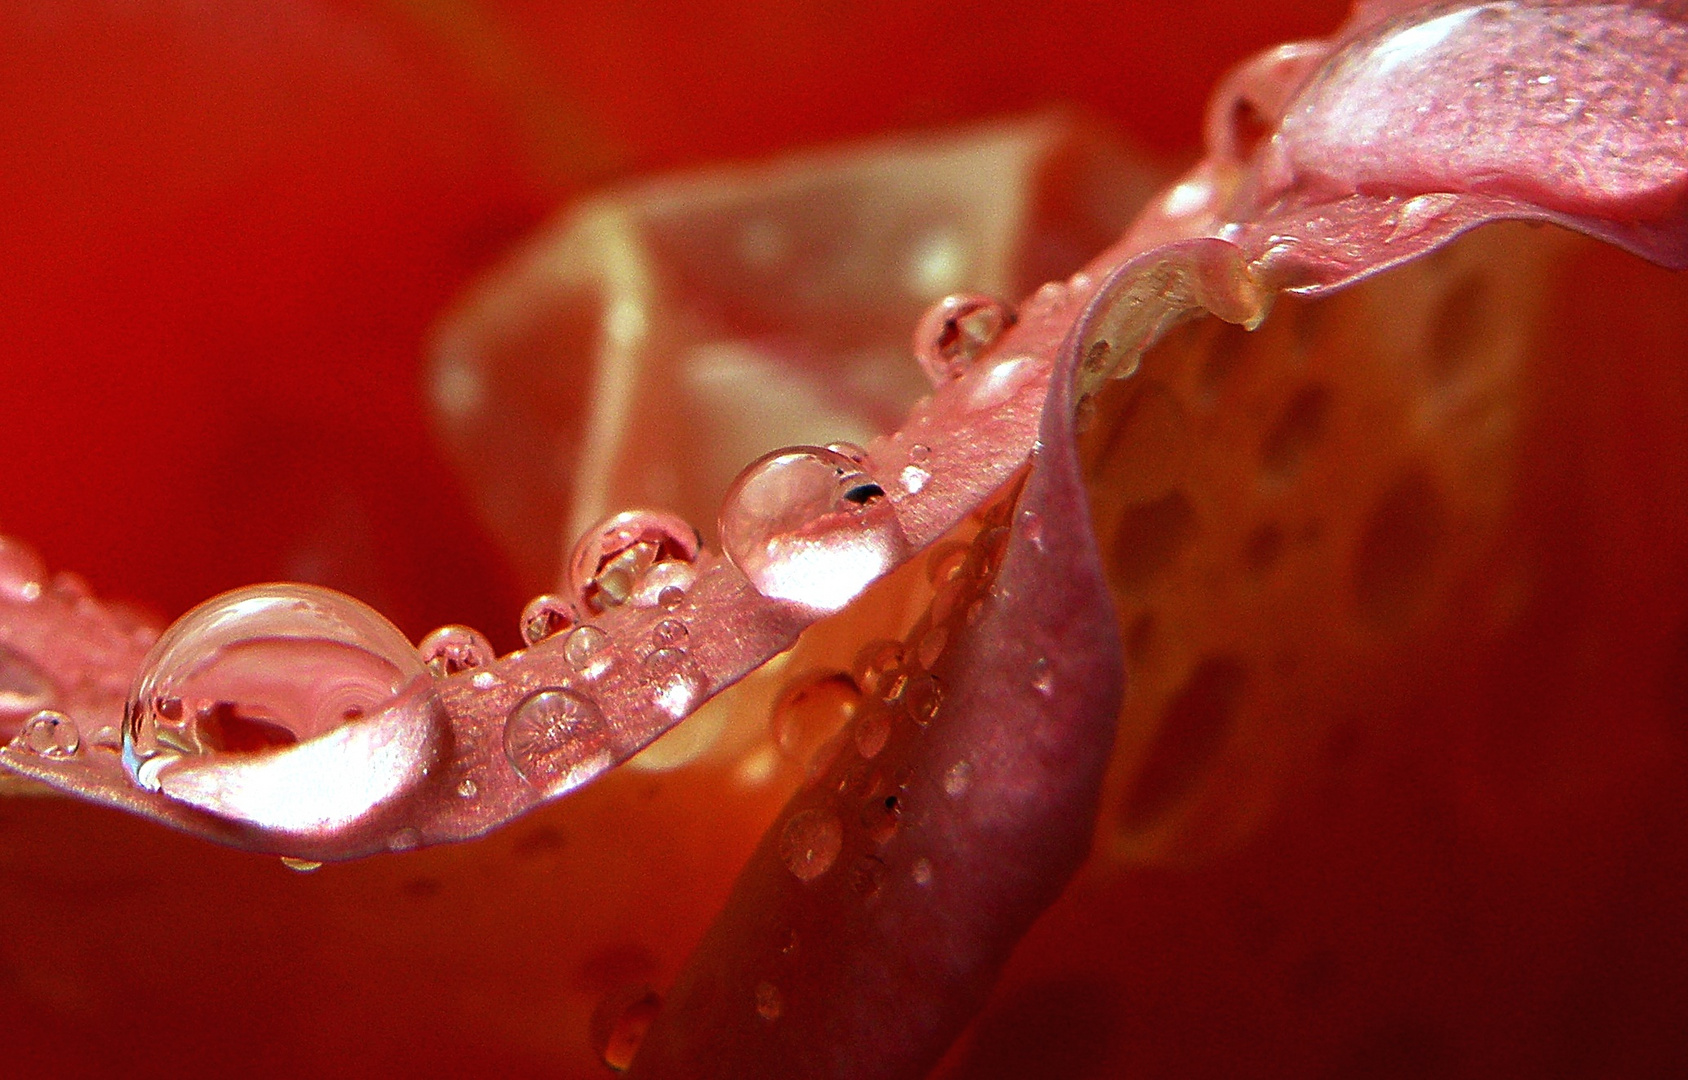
123,584,431,792
0,537,47,602
911,857,934,887
629,559,697,609
825,441,869,464
903,673,942,726
754,981,783,1022
926,541,970,586
652,619,688,647
720,446,910,613
1026,280,1070,314
1019,509,1045,553
455,777,479,799
418,625,495,677
568,510,701,615
771,671,860,762
900,464,931,494
471,670,498,690
591,985,662,1072
641,647,708,721
850,854,887,897
22,710,78,758
908,443,931,464
854,709,891,759
0,644,56,723
915,294,1015,384
656,585,686,611
851,640,907,701
520,594,578,647
779,807,843,881
563,625,612,672
1031,657,1055,698
503,687,611,796
860,792,901,844
916,625,948,671
942,760,973,798
280,857,322,873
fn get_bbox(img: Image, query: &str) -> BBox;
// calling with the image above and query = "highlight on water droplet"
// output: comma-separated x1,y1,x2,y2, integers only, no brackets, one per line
754,981,784,1022
720,446,910,613
860,792,902,844
852,640,908,702
903,673,943,727
1031,657,1055,698
915,293,1016,384
21,710,79,758
0,537,47,602
520,594,578,647
503,686,612,796
455,777,479,799
911,857,934,887
568,509,701,615
779,807,843,881
900,464,931,494
418,624,495,677
590,984,663,1073
121,583,445,834
652,618,688,647
280,857,322,873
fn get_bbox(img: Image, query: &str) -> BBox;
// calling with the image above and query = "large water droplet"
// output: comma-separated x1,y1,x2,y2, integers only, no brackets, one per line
503,687,612,796
720,446,910,613
568,510,701,615
520,594,578,647
22,710,78,758
915,293,1015,384
418,625,495,677
124,584,430,787
121,584,444,833
640,647,708,722
780,807,843,881
563,625,612,674
771,671,860,762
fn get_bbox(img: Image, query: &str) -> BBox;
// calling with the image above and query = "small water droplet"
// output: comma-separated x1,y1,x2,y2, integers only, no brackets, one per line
471,670,498,690
419,624,495,677
754,981,783,1021
915,294,1015,384
720,446,910,613
911,857,934,886
916,625,948,670
652,618,688,647
771,671,860,762
850,854,887,897
520,594,578,647
123,584,431,791
854,709,891,759
569,510,701,615
926,541,970,586
1019,509,1045,552
0,537,47,602
900,464,931,494
22,710,79,758
562,625,611,671
908,443,931,464
903,673,942,726
780,807,843,881
851,640,907,701
641,647,708,721
591,985,663,1072
1031,657,1055,698
656,585,687,611
280,857,322,873
455,777,479,799
860,792,902,844
503,687,612,796
629,559,697,609
964,353,1042,412
942,760,973,798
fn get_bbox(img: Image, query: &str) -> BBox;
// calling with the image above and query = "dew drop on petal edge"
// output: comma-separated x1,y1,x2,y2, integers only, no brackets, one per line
568,509,701,615
914,293,1014,384
123,583,429,792
720,446,911,613
520,594,578,647
418,624,495,677
22,710,78,758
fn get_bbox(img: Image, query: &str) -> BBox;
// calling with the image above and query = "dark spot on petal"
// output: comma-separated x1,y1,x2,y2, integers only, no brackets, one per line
1111,490,1198,593
1260,384,1333,484
512,824,567,860
1354,470,1447,628
1243,521,1284,577
1121,655,1249,831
